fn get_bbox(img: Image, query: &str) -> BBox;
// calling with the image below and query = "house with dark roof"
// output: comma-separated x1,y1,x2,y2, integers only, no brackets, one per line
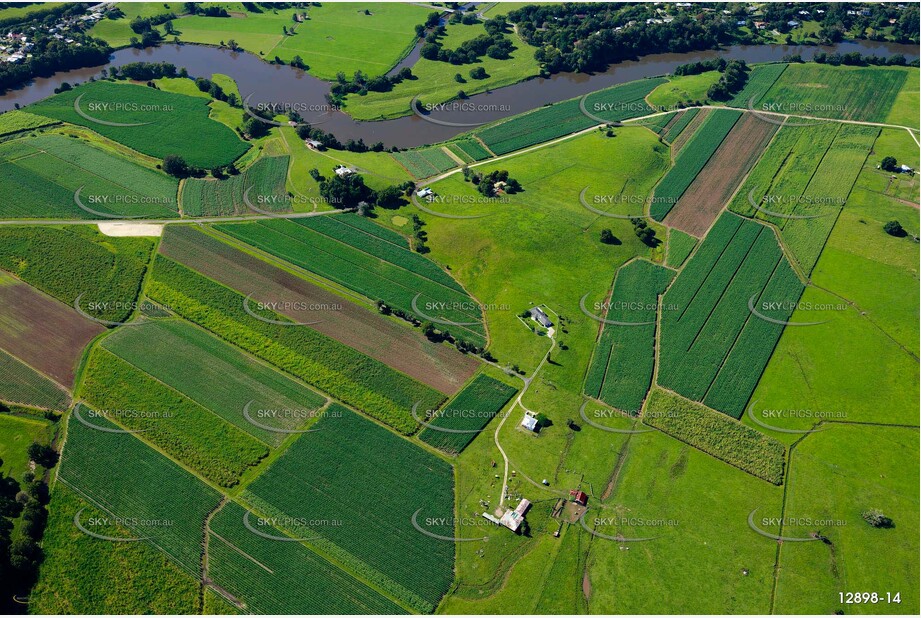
529,306,553,328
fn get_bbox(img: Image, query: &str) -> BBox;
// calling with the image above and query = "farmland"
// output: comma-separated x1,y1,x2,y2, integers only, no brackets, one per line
215,217,488,346
99,319,327,447
80,349,269,487
57,407,223,574
754,63,912,124
0,226,154,323
473,78,665,155
0,109,56,136
0,133,179,219
584,259,674,414
181,156,289,216
30,81,249,168
651,109,741,220
243,405,455,613
450,139,492,161
418,373,517,454
665,228,697,268
146,254,444,433
159,225,478,394
393,146,460,179
207,501,407,615
727,62,787,108
661,107,699,143
0,348,70,410
643,388,785,484
0,414,51,479
664,113,778,236
0,271,105,388
657,213,805,418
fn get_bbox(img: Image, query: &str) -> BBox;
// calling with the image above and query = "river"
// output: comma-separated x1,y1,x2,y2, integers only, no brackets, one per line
0,38,916,148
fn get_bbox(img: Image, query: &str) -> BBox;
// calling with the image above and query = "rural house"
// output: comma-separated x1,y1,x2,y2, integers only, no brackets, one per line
529,306,553,328
569,490,589,506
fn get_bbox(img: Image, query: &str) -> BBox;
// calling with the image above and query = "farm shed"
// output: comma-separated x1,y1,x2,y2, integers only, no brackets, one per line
569,490,589,506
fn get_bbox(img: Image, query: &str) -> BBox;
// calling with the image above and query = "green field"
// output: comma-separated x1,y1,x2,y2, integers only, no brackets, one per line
207,501,407,614
80,350,269,487
644,388,785,484
393,145,460,179
30,483,203,614
0,348,70,410
651,109,741,219
58,407,223,574
584,259,674,414
181,155,289,216
728,62,787,107
755,64,912,124
647,71,720,108
0,413,50,479
657,213,805,418
774,425,919,614
99,319,327,447
0,226,154,324
418,373,517,454
215,217,488,345
243,406,455,613
343,18,541,121
0,109,57,136
450,138,492,161
665,228,697,268
29,81,249,168
0,133,179,219
660,107,699,143
146,254,444,433
473,78,665,155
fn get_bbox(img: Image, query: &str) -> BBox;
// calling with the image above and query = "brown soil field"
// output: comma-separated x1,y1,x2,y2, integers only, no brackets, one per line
664,113,778,236
159,225,480,395
670,108,710,153
0,272,104,387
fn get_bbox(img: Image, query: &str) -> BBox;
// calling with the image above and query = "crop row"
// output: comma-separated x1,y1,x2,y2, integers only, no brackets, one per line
393,146,458,178
665,229,697,268
58,406,222,573
0,109,57,136
0,226,154,323
419,373,517,454
451,138,492,161
147,255,444,433
182,155,289,217
208,501,406,614
651,109,740,220
584,260,674,414
328,211,411,248
81,348,269,487
216,220,486,344
100,319,327,447
662,108,698,142
30,80,249,168
643,388,785,484
0,347,70,410
243,406,455,612
727,63,787,108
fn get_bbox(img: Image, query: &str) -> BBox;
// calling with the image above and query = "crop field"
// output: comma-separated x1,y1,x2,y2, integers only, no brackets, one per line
450,139,492,161
207,501,406,615
0,109,57,136
474,78,665,155
774,426,919,614
159,226,477,394
727,63,788,108
393,146,459,178
29,483,203,615
418,373,517,454
0,348,70,410
643,388,785,484
664,113,778,236
215,218,488,346
147,255,444,433
0,134,179,219
657,213,805,418
0,226,155,324
666,228,697,268
243,405,455,613
0,271,104,387
668,107,710,152
755,64,910,123
651,109,741,220
661,108,698,143
100,319,327,447
58,406,223,574
584,260,674,414
181,156,289,217
30,81,249,168
81,349,269,487
643,111,678,135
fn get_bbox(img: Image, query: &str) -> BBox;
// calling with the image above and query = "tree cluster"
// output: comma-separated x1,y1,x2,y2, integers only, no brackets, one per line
630,217,657,246
463,168,522,197
419,18,514,65
0,33,112,94
706,59,748,101
328,67,414,102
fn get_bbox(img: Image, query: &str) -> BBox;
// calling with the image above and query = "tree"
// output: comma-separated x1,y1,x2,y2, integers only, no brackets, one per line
862,508,893,528
163,19,174,35
883,220,905,237
469,66,487,79
880,156,898,172
600,229,616,244
241,114,269,139
27,444,58,469
162,154,189,178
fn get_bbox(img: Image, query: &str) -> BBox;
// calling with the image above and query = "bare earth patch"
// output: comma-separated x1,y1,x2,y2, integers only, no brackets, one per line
97,222,164,237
